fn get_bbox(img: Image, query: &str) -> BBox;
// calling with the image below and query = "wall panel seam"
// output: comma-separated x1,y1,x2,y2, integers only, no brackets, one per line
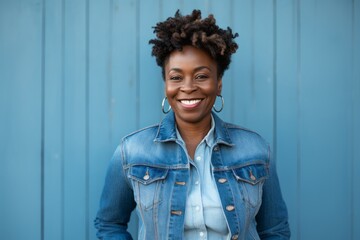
296,0,302,239
273,0,277,163
85,0,90,239
61,0,65,238
351,0,355,239
230,0,234,122
41,0,46,239
136,0,140,129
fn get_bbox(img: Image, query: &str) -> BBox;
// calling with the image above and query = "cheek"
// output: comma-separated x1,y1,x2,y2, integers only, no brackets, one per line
165,88,177,106
165,82,178,97
204,84,220,96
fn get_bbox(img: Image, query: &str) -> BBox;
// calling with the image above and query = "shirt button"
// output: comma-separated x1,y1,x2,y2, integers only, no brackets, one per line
196,156,201,161
195,180,199,185
195,205,201,211
199,231,204,237
226,205,235,211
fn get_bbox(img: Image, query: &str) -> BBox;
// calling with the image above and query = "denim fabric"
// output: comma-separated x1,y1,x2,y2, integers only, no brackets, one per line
94,112,290,240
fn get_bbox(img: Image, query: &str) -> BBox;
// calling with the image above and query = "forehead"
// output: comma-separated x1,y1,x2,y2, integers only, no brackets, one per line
165,46,217,70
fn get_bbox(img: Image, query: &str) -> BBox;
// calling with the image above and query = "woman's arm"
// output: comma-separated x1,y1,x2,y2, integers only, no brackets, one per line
256,151,291,240
94,145,136,240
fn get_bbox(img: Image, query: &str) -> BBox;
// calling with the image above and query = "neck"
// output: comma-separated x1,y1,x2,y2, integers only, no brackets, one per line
175,114,212,159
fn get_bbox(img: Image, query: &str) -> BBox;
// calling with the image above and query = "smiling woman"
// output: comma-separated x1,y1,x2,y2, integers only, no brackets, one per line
165,46,222,157
94,9,290,240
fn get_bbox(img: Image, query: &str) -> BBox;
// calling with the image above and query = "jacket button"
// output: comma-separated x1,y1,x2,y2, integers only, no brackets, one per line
218,178,227,183
249,171,256,181
175,181,186,185
213,146,219,151
231,234,239,239
226,205,235,211
171,210,182,215
143,174,150,180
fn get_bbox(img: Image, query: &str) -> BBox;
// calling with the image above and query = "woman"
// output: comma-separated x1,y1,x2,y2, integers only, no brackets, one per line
95,10,290,240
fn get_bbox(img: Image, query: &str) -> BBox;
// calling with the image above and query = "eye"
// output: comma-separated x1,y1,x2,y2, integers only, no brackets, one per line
169,75,182,81
195,74,208,80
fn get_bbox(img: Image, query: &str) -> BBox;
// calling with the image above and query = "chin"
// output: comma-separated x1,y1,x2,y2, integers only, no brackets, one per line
175,111,211,124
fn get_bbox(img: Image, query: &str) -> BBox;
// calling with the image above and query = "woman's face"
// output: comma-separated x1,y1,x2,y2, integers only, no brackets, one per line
164,45,222,126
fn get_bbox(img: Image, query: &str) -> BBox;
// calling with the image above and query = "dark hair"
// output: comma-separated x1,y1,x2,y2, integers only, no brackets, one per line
149,9,238,78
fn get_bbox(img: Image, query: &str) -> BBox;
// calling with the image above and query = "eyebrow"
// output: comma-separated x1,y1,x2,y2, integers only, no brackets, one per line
168,66,212,73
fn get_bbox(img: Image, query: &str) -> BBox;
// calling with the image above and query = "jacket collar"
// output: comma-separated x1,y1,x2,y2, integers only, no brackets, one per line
154,111,233,146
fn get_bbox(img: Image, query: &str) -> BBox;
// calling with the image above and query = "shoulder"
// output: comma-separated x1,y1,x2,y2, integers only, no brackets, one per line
121,124,160,149
123,124,159,140
220,121,270,161
227,122,268,144
117,124,160,167
212,113,268,149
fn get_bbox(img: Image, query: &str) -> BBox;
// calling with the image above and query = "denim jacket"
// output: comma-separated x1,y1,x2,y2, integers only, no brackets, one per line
94,112,290,240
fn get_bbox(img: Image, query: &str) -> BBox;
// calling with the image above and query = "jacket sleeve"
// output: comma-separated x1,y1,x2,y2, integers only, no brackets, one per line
256,150,291,240
94,144,136,240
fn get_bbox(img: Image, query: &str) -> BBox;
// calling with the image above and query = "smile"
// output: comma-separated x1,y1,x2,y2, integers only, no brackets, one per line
179,99,203,108
180,99,202,105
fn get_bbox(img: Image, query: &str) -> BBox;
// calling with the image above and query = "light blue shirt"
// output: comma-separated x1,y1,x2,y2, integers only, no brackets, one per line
176,117,230,240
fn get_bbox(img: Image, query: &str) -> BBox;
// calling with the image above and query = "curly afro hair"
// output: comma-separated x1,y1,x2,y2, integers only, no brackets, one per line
149,9,238,78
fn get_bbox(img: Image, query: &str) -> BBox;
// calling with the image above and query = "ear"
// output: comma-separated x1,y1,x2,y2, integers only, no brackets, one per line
217,78,222,95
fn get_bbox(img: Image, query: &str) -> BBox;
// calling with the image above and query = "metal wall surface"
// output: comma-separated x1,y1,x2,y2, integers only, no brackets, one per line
0,0,359,239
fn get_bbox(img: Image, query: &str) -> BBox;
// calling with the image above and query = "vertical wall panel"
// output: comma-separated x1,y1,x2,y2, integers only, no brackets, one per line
233,1,275,147
88,0,140,239
233,0,253,127
0,1,43,239
353,1,360,239
44,0,64,239
63,0,87,239
209,0,234,123
300,0,353,239
88,1,112,239
110,0,139,238
111,0,138,140
250,1,275,146
276,0,299,238
138,0,163,127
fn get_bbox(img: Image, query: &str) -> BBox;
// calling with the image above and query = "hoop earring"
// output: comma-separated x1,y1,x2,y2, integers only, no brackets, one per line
161,97,171,114
213,95,224,113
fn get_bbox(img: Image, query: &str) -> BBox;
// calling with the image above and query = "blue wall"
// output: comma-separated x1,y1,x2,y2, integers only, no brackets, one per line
0,0,359,239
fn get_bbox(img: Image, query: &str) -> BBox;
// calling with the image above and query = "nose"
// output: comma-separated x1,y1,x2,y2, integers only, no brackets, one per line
180,77,197,93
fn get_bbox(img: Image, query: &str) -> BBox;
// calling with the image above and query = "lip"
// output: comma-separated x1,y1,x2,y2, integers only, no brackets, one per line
178,98,203,109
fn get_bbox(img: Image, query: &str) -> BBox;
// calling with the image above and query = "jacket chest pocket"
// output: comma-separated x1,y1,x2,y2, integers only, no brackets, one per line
128,165,169,210
232,163,268,208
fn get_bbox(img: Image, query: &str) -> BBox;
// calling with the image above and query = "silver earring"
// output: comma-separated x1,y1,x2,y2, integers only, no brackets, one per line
213,95,224,112
162,97,171,114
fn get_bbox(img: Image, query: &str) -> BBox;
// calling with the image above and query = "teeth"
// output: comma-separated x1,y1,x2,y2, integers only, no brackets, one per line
181,99,201,105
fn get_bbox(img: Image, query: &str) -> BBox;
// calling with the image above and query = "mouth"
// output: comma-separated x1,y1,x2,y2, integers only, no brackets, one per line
179,99,203,108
